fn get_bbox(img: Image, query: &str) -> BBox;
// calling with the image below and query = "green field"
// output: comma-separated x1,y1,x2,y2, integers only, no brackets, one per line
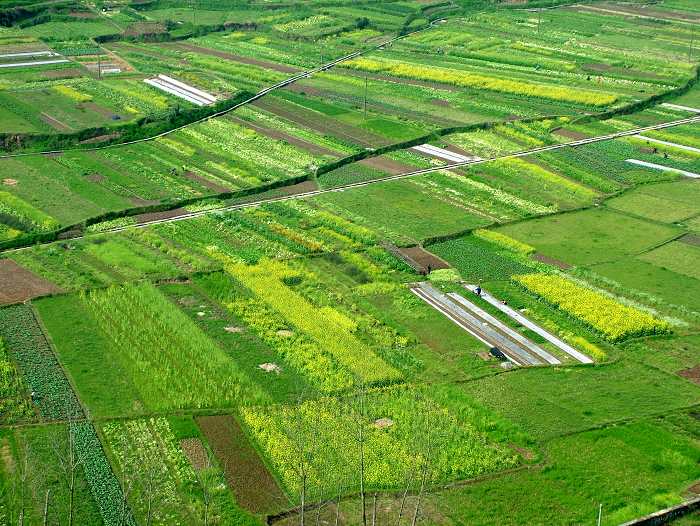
0,1,699,525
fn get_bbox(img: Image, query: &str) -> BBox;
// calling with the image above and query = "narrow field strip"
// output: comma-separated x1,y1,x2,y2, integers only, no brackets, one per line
661,103,700,114
462,284,593,364
410,281,546,366
0,59,69,68
625,159,700,178
635,135,700,154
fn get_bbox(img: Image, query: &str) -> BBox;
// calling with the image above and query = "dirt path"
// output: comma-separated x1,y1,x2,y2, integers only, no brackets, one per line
40,112,73,132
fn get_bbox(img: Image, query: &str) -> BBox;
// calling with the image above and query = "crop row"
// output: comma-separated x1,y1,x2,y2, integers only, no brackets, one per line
82,282,269,411
0,336,33,424
225,258,402,386
0,304,81,420
514,273,670,341
342,57,618,107
241,385,519,500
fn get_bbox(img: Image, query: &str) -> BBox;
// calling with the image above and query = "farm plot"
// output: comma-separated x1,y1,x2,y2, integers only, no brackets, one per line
433,418,700,526
411,281,559,366
197,414,288,515
241,384,521,501
495,208,682,267
605,180,700,223
0,304,81,420
638,241,700,281
224,258,402,388
513,274,670,342
0,424,105,526
37,282,269,415
101,416,257,526
0,258,61,305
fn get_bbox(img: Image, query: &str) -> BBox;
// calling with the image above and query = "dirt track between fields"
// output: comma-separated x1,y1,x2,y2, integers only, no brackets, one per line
167,42,301,73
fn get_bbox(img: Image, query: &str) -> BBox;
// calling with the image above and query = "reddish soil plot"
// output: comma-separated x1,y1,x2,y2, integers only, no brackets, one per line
0,259,61,305
124,22,166,37
180,438,208,470
227,115,341,158
678,365,700,385
398,246,451,272
680,234,700,247
77,102,119,119
531,253,572,270
168,42,300,73
359,155,415,175
42,68,83,79
196,415,288,514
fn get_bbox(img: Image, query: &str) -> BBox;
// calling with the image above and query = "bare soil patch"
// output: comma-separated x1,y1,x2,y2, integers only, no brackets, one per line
554,128,593,141
2,179,18,186
678,365,700,385
509,443,535,461
398,246,451,272
85,173,105,183
359,155,415,175
40,112,72,132
680,234,700,247
0,259,61,305
168,42,300,73
43,68,83,79
135,207,188,224
180,438,208,470
124,22,166,37
78,102,120,119
531,253,572,270
79,133,120,145
196,415,288,514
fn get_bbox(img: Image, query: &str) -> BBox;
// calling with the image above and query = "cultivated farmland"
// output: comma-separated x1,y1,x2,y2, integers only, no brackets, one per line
0,1,699,525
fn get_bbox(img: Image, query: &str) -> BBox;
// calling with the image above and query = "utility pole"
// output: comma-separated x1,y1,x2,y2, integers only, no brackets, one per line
597,504,603,526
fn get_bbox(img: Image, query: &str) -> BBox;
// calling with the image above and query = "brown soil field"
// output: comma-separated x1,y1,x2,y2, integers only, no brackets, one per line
531,253,572,270
42,68,84,80
196,415,288,514
136,207,188,224
79,132,120,145
168,42,300,73
680,234,700,247
553,128,592,141
180,438,208,471
359,155,415,175
0,259,61,305
77,102,119,119
398,246,451,272
678,365,700,385
124,22,166,37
